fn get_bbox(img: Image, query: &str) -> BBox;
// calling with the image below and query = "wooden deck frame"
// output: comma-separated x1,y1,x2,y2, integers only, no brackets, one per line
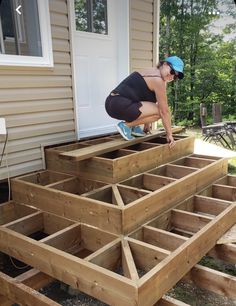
1,187,236,305
58,127,184,161
11,154,228,234
2,132,236,305
46,134,194,183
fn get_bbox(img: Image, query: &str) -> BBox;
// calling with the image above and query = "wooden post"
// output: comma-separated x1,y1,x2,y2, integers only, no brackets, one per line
212,103,222,123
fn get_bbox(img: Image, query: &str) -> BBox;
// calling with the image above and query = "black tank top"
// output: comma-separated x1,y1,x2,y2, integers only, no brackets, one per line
112,72,156,102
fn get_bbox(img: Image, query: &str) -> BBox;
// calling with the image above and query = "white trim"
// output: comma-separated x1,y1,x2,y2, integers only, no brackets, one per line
67,0,79,140
153,0,160,65
69,0,80,140
0,0,53,68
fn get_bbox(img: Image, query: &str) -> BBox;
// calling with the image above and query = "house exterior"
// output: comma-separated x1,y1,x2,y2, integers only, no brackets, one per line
0,0,160,180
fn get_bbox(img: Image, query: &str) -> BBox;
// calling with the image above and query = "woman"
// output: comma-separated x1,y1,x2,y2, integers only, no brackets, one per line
105,56,184,148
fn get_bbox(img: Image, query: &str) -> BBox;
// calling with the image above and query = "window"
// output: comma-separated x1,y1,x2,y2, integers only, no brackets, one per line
0,0,53,67
74,0,108,35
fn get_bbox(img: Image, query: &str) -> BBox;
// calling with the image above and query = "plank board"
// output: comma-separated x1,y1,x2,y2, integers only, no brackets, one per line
59,127,183,161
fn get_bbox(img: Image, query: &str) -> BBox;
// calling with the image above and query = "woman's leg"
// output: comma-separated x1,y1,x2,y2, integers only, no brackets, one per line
125,102,160,127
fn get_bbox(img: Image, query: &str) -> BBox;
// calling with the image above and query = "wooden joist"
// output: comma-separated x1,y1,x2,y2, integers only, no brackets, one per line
0,192,235,305
59,127,183,161
0,271,59,306
46,134,194,183
2,131,236,305
184,264,236,299
136,204,236,305
11,155,228,234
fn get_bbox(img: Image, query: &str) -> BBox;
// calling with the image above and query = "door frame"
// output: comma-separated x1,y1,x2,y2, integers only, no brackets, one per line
68,0,130,140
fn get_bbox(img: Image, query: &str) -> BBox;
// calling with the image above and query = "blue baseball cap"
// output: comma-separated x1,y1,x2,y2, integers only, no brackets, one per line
165,56,184,79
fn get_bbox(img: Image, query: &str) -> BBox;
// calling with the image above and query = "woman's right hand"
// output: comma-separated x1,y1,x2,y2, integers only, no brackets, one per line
167,135,176,148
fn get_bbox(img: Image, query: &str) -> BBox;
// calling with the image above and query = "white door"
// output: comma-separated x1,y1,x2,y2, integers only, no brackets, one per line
71,0,129,139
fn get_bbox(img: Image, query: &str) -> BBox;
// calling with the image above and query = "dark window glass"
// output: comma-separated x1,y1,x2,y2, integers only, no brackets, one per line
0,0,42,56
74,0,108,35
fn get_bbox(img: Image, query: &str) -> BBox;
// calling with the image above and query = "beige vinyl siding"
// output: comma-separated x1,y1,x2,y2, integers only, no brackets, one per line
0,0,76,180
130,0,155,71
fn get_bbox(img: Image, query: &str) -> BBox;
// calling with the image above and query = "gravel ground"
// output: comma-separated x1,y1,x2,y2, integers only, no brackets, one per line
40,279,236,306
40,281,107,306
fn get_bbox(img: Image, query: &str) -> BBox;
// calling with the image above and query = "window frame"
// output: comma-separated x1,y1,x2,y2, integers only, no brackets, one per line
0,0,53,68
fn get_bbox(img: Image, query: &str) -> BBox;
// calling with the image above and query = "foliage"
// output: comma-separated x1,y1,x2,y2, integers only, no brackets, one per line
159,0,236,126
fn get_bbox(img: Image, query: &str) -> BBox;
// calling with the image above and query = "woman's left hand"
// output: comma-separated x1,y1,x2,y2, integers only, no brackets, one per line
144,123,152,134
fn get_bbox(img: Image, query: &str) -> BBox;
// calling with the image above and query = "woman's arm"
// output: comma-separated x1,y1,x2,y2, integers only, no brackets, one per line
153,79,176,147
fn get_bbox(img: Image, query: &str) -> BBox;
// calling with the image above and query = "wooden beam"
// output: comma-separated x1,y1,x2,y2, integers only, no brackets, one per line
42,212,75,235
112,185,125,207
19,170,72,186
0,228,137,306
156,295,190,306
0,271,59,306
2,212,44,236
117,185,150,205
11,179,122,234
208,243,236,264
143,226,188,251
143,174,176,191
212,184,236,202
80,223,118,252
127,237,170,271
184,264,236,299
0,269,54,306
137,203,236,305
122,239,139,281
40,223,82,254
85,239,121,271
123,159,228,234
0,201,37,226
149,164,198,179
194,195,230,216
59,127,183,161
173,156,215,168
171,209,213,233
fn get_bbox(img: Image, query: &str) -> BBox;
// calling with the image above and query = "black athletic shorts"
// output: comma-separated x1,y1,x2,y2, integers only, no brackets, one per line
105,94,142,122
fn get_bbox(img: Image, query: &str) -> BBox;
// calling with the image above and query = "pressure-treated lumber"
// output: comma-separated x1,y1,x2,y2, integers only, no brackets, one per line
0,271,60,306
11,155,228,234
0,201,37,226
46,135,194,183
59,127,183,161
0,202,235,305
183,264,236,299
156,296,190,306
123,157,228,233
1,188,236,305
137,203,236,305
0,269,54,306
0,229,137,306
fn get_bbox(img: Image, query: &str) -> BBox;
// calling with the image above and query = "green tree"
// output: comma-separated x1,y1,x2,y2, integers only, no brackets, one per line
159,0,236,125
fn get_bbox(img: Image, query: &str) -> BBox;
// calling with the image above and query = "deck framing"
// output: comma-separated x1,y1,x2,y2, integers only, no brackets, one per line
1,133,236,305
